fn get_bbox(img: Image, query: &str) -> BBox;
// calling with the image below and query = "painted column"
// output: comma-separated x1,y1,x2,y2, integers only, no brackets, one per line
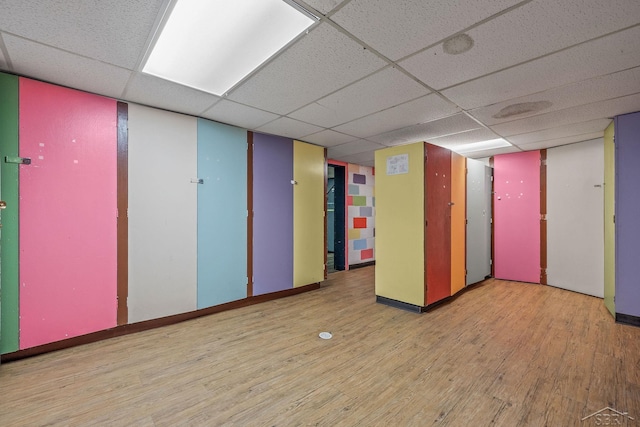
374,142,425,306
615,111,640,320
603,122,615,316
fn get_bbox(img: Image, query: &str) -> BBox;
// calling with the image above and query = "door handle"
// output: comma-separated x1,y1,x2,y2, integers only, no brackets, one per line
448,202,455,206
0,200,6,209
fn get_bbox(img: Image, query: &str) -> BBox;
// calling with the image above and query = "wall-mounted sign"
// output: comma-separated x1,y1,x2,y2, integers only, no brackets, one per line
386,154,409,175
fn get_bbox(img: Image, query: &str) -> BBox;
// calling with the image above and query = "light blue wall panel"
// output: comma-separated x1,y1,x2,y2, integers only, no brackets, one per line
197,119,247,308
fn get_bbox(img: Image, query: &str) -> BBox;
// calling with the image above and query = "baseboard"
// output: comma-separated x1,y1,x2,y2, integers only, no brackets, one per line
376,296,427,313
349,261,375,270
1,282,321,363
616,312,640,328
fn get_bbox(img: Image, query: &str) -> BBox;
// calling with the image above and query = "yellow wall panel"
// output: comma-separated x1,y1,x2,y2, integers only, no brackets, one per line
293,141,325,287
374,142,425,306
450,152,466,295
604,122,615,316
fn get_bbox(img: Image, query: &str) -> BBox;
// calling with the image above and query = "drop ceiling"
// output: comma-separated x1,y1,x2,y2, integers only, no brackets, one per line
0,0,639,166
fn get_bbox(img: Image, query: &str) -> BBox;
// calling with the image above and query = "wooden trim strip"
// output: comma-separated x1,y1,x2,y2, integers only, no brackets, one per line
116,101,128,325
324,148,328,279
540,149,547,285
247,132,254,297
1,282,321,363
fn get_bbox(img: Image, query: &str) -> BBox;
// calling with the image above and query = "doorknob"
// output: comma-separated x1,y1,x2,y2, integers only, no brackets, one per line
0,201,6,209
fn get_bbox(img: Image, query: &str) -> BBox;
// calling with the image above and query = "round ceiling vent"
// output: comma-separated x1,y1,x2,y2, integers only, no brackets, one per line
492,101,553,119
443,34,474,55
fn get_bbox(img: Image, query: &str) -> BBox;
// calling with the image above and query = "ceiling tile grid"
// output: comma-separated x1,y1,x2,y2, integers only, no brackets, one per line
201,100,280,130
441,25,640,110
400,0,640,90
228,22,386,115
1,0,639,163
0,0,166,69
3,34,132,99
288,66,430,128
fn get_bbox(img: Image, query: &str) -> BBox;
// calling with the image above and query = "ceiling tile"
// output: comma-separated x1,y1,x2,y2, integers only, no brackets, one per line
301,0,344,15
466,146,520,159
124,73,221,116
303,129,355,147
427,128,501,150
289,66,430,128
335,150,376,167
228,23,386,115
368,113,480,145
0,0,166,69
331,0,521,61
333,94,460,138
442,25,640,109
400,0,640,90
506,118,611,146
469,66,640,126
4,34,131,99
490,93,640,137
257,117,324,140
513,133,603,151
201,100,279,130
328,139,386,158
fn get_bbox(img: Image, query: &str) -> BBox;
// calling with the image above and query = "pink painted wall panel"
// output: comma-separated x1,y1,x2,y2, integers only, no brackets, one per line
493,151,540,283
19,78,117,349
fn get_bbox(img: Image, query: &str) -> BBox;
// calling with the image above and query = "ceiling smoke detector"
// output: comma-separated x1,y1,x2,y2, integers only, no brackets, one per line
443,34,474,55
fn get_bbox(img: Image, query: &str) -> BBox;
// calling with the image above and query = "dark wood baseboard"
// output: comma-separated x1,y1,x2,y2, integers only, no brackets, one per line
349,261,375,270
616,312,640,328
1,283,321,363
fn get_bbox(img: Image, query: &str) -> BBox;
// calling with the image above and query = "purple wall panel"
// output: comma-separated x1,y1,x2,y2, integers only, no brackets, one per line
493,151,541,283
253,133,294,295
615,112,640,318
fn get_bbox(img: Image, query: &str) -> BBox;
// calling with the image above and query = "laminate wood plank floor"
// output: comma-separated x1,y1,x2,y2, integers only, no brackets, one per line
1,267,639,426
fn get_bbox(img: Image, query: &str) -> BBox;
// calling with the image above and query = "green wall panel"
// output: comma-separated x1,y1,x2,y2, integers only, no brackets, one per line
0,72,20,354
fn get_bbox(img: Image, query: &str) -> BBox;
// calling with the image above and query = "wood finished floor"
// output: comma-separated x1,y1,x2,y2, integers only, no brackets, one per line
1,267,639,426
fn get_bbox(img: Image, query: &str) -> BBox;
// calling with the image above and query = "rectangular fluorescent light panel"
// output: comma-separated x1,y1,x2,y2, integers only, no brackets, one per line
143,0,317,96
451,138,512,154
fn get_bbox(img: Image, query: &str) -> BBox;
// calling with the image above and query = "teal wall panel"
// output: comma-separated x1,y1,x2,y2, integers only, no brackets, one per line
197,119,247,308
0,72,19,354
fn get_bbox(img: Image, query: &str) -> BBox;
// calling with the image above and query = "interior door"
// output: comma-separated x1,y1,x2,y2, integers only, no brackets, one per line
333,165,346,270
253,133,293,295
450,152,466,295
425,143,451,305
547,140,604,297
466,159,492,286
19,78,117,349
493,151,540,283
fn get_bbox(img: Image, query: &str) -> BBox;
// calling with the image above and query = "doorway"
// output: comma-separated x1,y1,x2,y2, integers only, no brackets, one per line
327,164,346,273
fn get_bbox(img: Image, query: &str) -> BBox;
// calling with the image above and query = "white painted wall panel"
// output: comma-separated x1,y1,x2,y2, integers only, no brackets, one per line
547,139,604,297
466,159,492,285
128,104,198,322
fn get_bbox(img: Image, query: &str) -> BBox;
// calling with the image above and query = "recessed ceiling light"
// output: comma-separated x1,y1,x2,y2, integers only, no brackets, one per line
443,34,474,55
143,0,318,96
451,138,511,154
